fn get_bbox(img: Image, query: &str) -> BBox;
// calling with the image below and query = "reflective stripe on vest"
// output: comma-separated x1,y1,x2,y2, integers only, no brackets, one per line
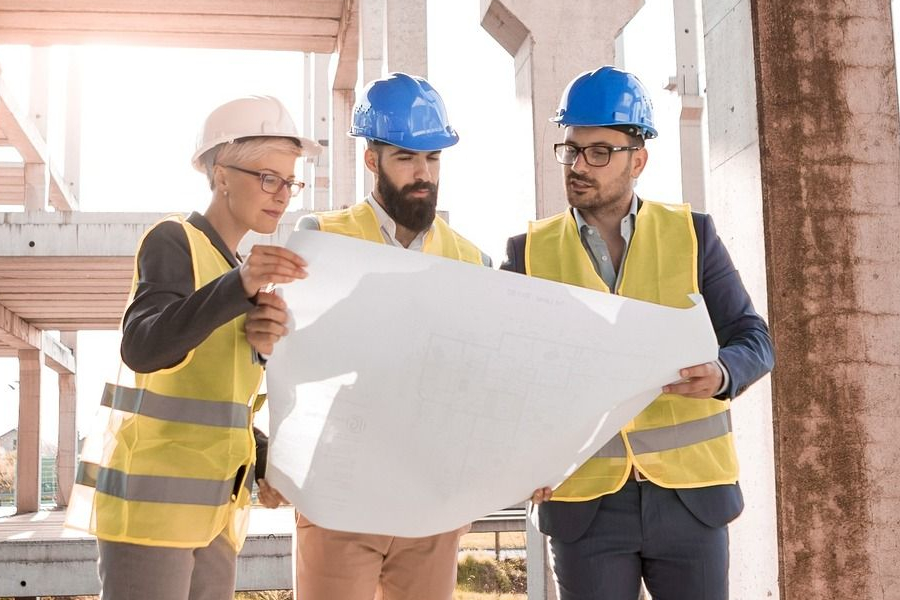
526,201,739,501
65,215,263,551
101,383,251,429
628,411,732,455
316,202,484,264
77,463,235,506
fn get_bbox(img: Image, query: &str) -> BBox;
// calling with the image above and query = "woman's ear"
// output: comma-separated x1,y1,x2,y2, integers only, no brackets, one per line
213,164,228,192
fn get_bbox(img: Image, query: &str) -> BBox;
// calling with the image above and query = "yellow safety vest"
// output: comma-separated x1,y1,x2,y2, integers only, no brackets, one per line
66,216,264,550
317,201,484,264
526,201,738,501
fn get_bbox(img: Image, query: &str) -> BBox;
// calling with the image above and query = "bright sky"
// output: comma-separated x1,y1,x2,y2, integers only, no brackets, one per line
0,0,682,444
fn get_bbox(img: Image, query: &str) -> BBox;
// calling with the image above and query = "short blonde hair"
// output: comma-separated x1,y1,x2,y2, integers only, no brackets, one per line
201,137,305,189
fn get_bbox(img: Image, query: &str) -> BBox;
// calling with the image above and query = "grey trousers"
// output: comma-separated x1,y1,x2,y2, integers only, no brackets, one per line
549,481,729,600
97,532,237,600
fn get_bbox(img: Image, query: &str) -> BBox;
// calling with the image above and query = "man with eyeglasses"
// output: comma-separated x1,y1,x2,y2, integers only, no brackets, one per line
248,72,490,600
501,66,774,600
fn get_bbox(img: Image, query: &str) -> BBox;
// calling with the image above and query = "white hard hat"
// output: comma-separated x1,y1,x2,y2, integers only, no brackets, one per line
191,95,322,171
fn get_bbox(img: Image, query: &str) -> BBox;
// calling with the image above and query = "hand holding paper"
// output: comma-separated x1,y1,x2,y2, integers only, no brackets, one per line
264,230,718,537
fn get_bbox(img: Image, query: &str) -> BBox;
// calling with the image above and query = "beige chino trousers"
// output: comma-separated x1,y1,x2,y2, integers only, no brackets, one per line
294,511,468,600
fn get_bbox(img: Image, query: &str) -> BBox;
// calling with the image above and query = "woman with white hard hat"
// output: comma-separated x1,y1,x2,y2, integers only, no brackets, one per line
65,95,319,600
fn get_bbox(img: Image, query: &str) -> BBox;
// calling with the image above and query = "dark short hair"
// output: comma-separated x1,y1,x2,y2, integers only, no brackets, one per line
608,125,646,148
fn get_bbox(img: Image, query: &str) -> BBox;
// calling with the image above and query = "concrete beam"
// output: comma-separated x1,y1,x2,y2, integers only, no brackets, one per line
0,72,78,211
0,303,42,350
0,529,292,596
41,332,75,375
332,0,360,90
480,0,644,218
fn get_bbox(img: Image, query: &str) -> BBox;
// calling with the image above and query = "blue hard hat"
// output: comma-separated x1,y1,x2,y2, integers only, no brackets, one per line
349,72,459,151
551,66,658,139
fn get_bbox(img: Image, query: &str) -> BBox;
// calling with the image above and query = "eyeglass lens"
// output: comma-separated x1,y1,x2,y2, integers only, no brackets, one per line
555,144,612,167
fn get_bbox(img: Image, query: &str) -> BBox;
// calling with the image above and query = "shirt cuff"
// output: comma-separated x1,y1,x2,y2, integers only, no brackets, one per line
714,359,731,397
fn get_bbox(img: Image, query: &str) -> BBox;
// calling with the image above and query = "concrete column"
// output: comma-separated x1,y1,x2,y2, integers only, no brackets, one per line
750,1,900,597
23,162,48,212
672,0,708,211
302,52,316,211
480,7,645,597
56,332,76,507
16,349,42,513
385,0,428,76
65,47,83,203
312,54,331,211
24,47,50,213
480,0,644,219
28,48,49,140
329,0,359,210
702,1,778,597
331,89,356,209
357,0,385,200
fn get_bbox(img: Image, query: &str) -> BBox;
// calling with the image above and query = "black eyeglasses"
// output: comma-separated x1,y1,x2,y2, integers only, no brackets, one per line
220,164,305,196
553,143,641,168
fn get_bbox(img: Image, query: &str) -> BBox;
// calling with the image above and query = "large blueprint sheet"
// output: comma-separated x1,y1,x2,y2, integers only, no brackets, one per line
266,230,718,537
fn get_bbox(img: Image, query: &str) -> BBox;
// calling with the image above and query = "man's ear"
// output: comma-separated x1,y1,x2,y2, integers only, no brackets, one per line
631,147,649,178
364,147,379,175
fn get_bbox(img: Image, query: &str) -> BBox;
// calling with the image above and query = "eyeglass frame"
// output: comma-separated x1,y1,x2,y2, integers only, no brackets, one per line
553,143,642,168
219,164,305,197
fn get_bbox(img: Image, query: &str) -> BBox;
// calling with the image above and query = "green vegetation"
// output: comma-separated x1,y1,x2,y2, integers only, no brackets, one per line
456,555,526,595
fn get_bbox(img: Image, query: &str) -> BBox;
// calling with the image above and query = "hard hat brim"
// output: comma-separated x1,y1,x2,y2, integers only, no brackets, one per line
191,134,322,172
347,129,460,152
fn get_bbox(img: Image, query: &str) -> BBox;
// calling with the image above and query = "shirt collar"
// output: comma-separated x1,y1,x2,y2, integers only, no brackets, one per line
573,194,639,239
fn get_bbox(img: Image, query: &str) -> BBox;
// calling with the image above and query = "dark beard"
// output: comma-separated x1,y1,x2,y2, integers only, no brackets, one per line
376,164,438,233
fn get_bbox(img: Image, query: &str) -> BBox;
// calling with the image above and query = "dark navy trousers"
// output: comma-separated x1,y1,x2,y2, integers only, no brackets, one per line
548,481,729,600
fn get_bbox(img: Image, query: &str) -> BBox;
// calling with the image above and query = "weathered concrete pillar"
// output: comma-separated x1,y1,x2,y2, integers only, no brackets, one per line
16,349,42,513
56,332,77,507
480,0,644,219
385,0,427,76
702,1,778,596
751,1,900,597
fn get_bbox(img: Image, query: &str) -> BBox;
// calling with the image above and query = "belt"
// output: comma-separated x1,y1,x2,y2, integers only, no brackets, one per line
627,465,649,482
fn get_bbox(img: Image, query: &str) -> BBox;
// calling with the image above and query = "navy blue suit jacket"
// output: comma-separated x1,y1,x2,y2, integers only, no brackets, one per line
501,205,775,543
